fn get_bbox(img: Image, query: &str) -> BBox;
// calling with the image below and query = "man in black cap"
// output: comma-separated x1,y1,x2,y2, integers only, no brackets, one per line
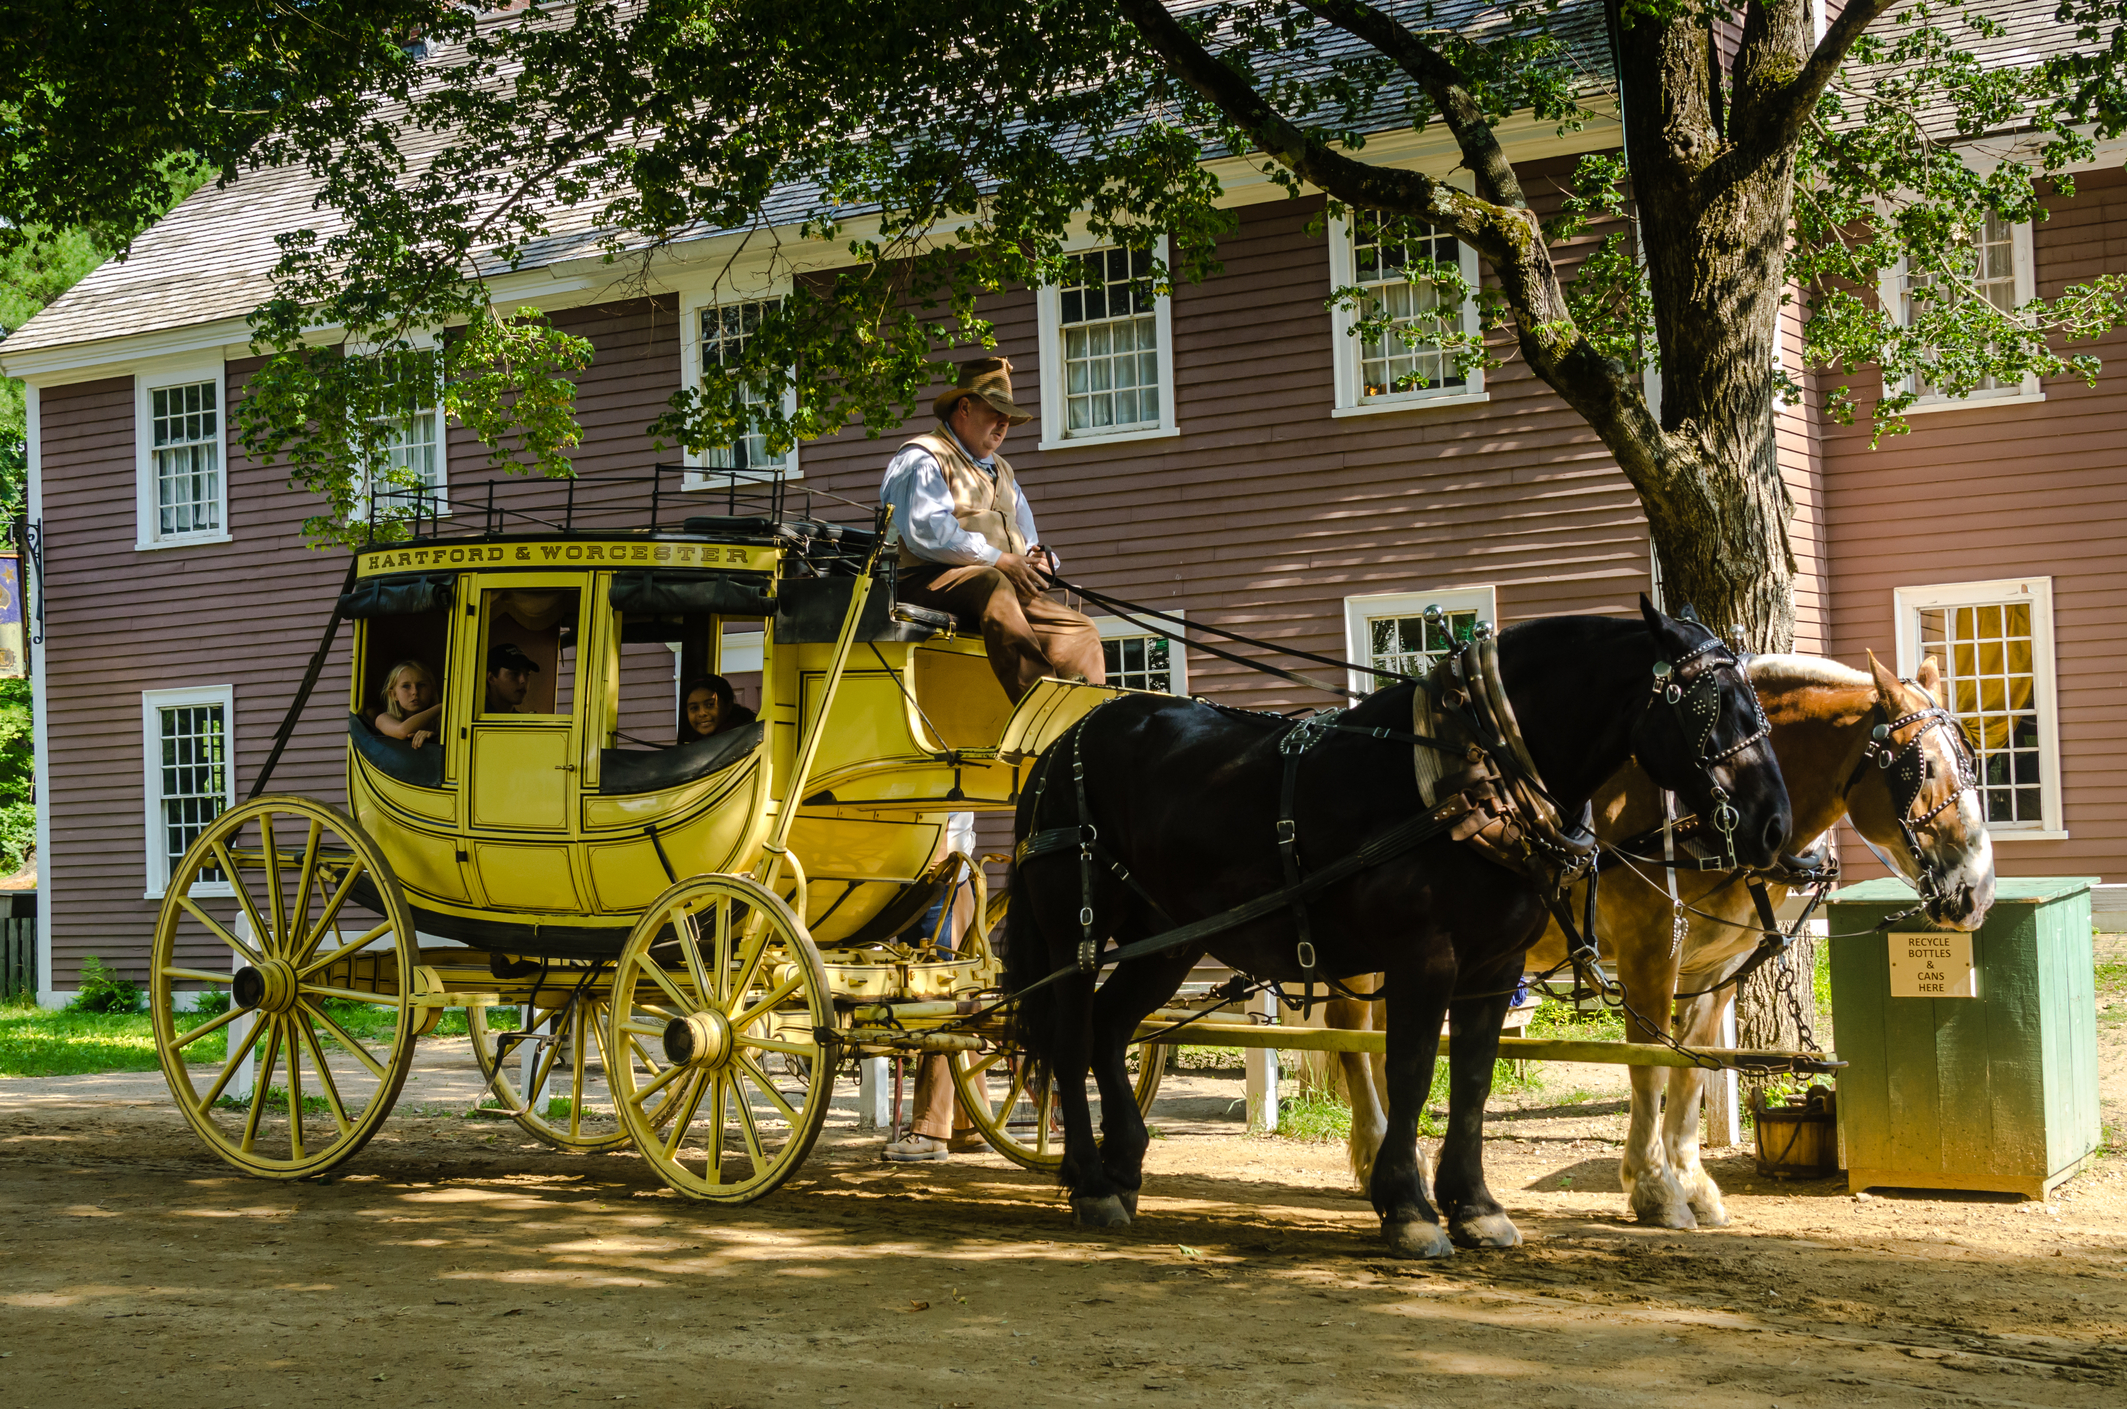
485,643,539,714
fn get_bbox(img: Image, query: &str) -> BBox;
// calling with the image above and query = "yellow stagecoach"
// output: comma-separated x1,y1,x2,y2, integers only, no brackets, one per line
147,472,1141,1201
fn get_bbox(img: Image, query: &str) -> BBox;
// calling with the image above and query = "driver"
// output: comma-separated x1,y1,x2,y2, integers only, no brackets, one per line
485,643,538,714
880,357,1105,701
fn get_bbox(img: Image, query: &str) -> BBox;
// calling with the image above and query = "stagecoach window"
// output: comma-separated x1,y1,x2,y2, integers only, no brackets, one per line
141,685,235,895
150,380,222,538
695,299,793,474
1058,247,1162,435
1918,601,2042,824
1351,213,1468,400
481,589,580,717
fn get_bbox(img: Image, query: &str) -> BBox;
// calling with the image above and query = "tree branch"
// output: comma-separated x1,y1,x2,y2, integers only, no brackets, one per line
1737,0,1901,161
1289,0,1530,209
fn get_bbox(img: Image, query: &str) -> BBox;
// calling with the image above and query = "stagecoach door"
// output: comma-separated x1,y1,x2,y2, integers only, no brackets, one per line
463,576,585,834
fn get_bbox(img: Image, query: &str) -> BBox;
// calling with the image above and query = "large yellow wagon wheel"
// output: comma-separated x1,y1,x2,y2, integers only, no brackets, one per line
467,970,627,1152
149,795,419,1179
945,890,1163,1172
609,874,834,1203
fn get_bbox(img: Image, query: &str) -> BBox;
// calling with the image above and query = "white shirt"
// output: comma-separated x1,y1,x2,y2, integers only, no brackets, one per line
879,425,1044,568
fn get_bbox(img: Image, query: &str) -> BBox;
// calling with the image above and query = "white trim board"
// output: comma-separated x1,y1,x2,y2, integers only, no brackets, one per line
1093,609,1189,696
1342,585,1497,698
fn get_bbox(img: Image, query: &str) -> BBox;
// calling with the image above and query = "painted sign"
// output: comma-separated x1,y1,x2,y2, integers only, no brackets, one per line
1888,932,1978,999
0,553,22,679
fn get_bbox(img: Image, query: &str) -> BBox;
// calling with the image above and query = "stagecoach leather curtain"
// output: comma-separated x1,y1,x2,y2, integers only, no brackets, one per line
609,571,775,617
337,574,453,617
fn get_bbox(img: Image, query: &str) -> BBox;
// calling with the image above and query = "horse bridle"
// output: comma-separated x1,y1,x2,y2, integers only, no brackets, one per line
1843,691,1980,905
1645,636,1772,871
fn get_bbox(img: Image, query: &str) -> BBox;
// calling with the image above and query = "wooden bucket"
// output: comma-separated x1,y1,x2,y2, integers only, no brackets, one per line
1754,1085,1839,1178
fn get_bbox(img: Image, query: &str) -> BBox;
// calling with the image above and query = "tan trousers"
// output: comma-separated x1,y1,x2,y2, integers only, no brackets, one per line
897,564,1107,703
908,873,980,1141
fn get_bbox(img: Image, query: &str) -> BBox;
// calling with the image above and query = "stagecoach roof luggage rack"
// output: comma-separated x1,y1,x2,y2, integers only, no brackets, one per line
359,463,884,553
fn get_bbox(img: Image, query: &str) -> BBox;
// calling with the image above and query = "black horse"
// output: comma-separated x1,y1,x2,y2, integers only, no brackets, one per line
1001,600,1791,1258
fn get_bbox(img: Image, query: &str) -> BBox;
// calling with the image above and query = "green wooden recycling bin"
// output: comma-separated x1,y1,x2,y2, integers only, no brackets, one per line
1827,876,2102,1200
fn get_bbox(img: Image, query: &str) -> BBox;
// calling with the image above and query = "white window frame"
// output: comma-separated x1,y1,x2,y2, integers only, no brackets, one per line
141,684,237,898
1036,233,1180,451
1094,610,1188,695
1342,586,1497,697
1327,210,1487,415
134,358,231,550
1879,216,2044,414
350,329,449,520
1893,576,2064,838
679,279,801,484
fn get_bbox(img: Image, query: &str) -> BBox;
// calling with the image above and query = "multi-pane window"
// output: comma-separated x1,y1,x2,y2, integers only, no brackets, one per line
1059,247,1162,435
1366,608,1478,677
372,349,445,510
156,701,229,885
699,299,791,473
1102,633,1174,693
1897,212,2031,401
1916,600,2042,825
150,381,222,538
1351,214,1468,399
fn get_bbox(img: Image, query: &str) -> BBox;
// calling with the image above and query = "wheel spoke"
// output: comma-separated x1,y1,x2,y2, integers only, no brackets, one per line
176,896,263,967
641,959,693,1013
1035,1079,1054,1157
628,1054,693,1110
702,1072,729,1184
999,1062,1030,1126
733,1033,813,1058
731,1069,769,1172
208,838,272,954
161,966,234,986
963,1050,1006,1082
298,999,389,1081
527,1026,564,1111
677,911,714,1013
620,1019,668,1038
295,920,392,980
727,969,805,1033
292,1019,354,1137
727,927,772,1011
710,897,733,1004
733,1051,800,1125
285,1016,306,1161
288,820,324,960
197,1014,267,1110
296,859,369,964
661,1071,710,1159
261,814,288,956
241,1020,284,1154
171,1003,244,1053
569,1005,589,1140
298,983,400,1007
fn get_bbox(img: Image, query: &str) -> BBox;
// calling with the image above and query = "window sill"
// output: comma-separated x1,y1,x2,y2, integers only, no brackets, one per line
135,532,233,552
144,884,234,901
1988,827,2069,841
1036,424,1180,454
1331,391,1491,418
1898,388,2046,416
681,469,804,486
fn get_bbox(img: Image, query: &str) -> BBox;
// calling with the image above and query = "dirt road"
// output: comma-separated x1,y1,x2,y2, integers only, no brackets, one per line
3,1050,2124,1409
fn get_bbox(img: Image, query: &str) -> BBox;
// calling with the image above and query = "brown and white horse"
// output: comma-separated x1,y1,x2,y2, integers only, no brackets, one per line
1329,651,1996,1227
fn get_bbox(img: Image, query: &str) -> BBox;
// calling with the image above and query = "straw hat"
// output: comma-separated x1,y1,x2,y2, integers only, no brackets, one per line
933,356,1033,424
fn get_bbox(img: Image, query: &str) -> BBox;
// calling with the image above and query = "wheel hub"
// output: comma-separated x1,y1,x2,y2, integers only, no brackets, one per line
232,959,299,1015
663,1010,733,1068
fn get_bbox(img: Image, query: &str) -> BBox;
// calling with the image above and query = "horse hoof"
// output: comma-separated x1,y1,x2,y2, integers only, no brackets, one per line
1450,1212,1523,1249
1072,1195,1132,1229
1688,1198,1730,1228
1117,1189,1139,1218
1633,1201,1698,1230
1382,1220,1455,1260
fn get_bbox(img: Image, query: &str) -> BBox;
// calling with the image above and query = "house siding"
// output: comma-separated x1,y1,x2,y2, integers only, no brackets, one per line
1822,164,2127,882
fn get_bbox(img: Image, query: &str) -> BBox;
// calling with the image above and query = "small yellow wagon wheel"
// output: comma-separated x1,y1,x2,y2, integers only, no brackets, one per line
149,795,419,1179
468,971,627,1152
945,891,1162,1172
609,873,835,1203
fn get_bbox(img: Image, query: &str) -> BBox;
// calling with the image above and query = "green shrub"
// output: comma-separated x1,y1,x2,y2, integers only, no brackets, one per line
190,989,232,1017
68,955,141,1014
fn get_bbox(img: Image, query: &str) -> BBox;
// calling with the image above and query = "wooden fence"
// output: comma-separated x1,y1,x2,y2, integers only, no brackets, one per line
1,917,33,1001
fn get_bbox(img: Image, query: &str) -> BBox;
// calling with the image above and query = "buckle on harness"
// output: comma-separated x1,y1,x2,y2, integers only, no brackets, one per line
1296,940,1317,971
1275,819,1297,844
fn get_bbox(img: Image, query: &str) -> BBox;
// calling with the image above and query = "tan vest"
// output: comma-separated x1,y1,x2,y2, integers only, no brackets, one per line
895,429,1029,568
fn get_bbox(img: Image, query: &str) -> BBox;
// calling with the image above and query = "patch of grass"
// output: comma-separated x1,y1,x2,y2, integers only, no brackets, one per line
0,1007,225,1078
213,1086,333,1116
1524,996,1625,1042
1275,1088,1354,1143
